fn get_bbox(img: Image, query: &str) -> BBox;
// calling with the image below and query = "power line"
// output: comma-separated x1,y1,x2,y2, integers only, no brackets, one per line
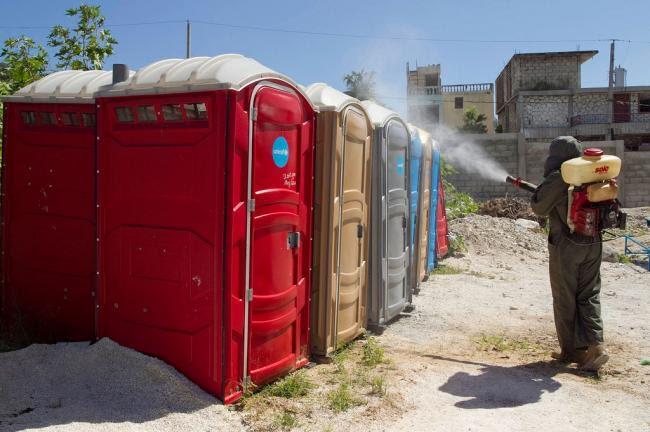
1,19,650,44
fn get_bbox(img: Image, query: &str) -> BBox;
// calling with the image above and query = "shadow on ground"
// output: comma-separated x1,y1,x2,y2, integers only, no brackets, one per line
425,355,582,409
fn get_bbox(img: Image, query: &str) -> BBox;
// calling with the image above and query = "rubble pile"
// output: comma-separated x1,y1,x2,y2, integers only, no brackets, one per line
478,197,545,226
449,214,548,261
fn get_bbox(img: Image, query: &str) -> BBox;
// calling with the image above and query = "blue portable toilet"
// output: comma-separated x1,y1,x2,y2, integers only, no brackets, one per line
408,124,423,292
427,142,442,273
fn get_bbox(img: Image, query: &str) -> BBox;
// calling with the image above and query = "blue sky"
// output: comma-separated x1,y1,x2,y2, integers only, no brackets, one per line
2,0,650,115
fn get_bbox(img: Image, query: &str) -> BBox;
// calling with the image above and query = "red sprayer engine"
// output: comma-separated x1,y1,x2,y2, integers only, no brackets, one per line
562,148,626,237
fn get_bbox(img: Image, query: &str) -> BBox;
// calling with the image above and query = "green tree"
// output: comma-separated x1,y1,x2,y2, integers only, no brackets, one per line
0,36,49,95
48,5,117,70
0,37,49,153
343,69,376,101
458,106,488,134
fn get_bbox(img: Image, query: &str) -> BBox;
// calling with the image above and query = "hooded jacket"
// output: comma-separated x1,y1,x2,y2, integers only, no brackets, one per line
531,136,585,243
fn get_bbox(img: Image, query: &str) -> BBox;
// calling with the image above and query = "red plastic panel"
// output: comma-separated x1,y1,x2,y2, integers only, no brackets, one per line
97,92,225,397
436,176,449,258
1,103,96,342
247,85,313,385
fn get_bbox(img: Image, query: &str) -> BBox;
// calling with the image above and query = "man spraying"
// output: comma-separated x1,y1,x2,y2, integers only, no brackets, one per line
529,136,613,371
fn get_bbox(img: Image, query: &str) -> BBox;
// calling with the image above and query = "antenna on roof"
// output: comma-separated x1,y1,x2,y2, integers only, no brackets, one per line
186,20,191,59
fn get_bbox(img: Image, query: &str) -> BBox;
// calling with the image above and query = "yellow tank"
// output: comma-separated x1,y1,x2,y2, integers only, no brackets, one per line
587,181,618,202
560,148,622,186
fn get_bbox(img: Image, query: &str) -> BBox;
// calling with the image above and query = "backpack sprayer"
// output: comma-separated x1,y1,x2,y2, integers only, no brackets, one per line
506,148,626,238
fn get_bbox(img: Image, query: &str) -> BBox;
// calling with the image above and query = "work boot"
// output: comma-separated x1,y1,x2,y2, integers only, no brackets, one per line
551,350,587,364
579,344,609,371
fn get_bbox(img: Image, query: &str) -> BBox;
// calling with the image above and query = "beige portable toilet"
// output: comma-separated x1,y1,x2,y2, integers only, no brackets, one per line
413,127,433,285
306,83,373,357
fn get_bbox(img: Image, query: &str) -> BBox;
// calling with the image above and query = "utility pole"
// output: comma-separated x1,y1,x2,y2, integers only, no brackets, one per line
607,39,615,140
186,20,191,59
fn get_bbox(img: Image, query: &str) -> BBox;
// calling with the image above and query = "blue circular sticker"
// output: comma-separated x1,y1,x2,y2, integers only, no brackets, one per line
272,136,289,168
396,155,405,176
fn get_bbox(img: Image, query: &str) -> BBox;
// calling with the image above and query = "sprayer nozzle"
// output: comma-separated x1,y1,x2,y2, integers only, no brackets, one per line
505,175,538,194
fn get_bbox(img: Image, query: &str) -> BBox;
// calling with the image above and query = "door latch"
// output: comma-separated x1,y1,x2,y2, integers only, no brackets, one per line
287,231,300,249
402,216,407,229
357,224,363,238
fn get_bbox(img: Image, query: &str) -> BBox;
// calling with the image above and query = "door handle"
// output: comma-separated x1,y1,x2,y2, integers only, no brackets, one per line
357,224,363,238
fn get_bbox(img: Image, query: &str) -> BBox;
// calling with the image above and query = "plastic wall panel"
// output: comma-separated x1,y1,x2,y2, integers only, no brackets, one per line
1,102,96,342
98,92,226,398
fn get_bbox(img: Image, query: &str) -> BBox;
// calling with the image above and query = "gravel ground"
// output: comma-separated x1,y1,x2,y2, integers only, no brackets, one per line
1,211,648,432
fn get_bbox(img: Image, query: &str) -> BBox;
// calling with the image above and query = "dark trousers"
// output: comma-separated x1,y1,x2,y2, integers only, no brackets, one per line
548,234,604,351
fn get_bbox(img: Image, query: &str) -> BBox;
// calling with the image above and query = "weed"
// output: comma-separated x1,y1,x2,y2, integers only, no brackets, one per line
328,383,361,412
272,411,298,430
361,337,385,367
617,254,632,264
431,265,464,275
448,234,467,255
475,334,542,353
369,376,387,397
261,371,313,398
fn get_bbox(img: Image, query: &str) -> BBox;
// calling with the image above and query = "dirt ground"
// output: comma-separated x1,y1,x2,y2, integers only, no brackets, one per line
1,210,648,432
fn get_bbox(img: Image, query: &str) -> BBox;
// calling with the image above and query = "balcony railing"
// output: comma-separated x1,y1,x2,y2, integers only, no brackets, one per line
408,86,441,96
441,83,493,93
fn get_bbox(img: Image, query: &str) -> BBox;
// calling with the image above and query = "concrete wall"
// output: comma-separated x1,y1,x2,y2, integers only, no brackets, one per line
442,91,495,134
522,94,570,127
446,134,650,207
517,55,581,91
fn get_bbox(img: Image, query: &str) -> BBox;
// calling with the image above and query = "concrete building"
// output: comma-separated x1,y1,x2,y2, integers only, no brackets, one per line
407,62,494,133
496,51,650,149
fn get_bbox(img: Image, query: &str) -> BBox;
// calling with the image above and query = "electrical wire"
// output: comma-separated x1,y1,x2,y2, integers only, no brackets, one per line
1,19,650,44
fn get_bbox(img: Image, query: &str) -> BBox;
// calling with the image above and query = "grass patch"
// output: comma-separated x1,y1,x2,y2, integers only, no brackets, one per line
361,337,385,368
431,265,464,275
475,334,543,353
328,382,362,412
369,375,387,397
617,253,632,264
448,234,467,255
272,411,298,430
260,371,313,398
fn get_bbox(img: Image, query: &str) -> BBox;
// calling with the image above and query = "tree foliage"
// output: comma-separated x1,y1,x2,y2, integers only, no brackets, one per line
0,36,49,95
0,36,49,146
458,106,488,134
48,5,117,70
343,69,376,101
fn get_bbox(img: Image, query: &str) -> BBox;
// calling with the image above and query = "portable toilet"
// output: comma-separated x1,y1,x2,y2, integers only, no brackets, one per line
305,83,372,358
427,141,449,271
412,127,433,285
361,101,410,328
95,55,316,404
1,70,112,342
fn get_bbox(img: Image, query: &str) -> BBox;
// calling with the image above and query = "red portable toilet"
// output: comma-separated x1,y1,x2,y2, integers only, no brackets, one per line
95,55,315,404
1,70,112,342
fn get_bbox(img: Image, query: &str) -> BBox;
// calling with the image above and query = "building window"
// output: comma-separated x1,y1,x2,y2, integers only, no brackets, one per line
137,105,157,122
454,97,464,109
82,113,96,127
61,112,81,126
21,111,36,125
184,102,208,120
162,104,183,121
39,112,57,125
640,94,650,113
115,106,135,123
424,74,437,87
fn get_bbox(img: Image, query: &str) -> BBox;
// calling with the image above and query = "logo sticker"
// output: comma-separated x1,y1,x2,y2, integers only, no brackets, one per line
272,136,289,168
396,155,405,176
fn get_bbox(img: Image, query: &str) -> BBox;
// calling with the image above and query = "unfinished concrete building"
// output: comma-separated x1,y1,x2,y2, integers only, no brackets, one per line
496,51,650,149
